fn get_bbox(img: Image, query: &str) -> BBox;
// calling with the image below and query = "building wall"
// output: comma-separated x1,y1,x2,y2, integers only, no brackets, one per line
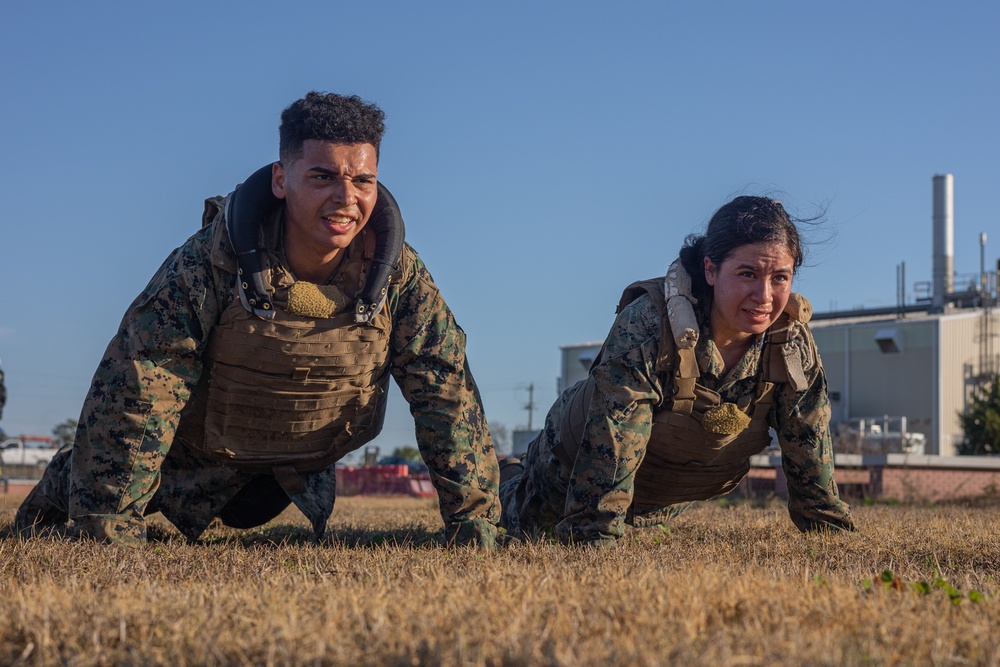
845,321,935,437
747,454,1000,503
813,326,847,422
812,318,937,451
940,311,1000,456
878,466,1000,502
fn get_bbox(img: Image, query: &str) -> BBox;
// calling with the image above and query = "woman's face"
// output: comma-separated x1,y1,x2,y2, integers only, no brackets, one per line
704,242,795,347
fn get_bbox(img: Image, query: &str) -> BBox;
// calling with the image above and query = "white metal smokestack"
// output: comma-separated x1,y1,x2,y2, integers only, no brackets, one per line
932,174,954,311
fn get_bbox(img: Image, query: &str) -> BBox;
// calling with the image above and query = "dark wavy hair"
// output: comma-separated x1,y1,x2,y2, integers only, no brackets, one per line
279,92,386,164
679,196,804,305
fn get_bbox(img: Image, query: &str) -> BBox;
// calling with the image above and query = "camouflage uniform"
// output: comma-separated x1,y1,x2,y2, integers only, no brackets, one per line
18,197,500,546
500,290,854,546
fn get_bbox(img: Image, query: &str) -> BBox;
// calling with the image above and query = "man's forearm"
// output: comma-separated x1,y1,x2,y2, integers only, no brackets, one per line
68,338,195,541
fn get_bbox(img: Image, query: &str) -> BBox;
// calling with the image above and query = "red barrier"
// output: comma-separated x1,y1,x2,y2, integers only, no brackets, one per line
336,465,436,498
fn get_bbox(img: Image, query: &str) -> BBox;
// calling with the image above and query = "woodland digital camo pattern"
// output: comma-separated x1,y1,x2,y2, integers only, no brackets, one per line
499,291,854,546
19,197,499,546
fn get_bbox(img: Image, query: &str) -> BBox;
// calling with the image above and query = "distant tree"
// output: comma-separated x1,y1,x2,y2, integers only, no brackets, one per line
958,374,1000,455
52,418,78,448
391,446,421,463
490,421,511,456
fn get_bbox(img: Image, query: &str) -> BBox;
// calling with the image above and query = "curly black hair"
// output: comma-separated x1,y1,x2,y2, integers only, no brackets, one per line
278,92,386,164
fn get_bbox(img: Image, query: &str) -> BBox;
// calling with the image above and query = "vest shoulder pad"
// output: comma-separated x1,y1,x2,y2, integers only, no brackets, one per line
203,195,238,274
203,196,225,228
783,293,812,323
615,278,682,374
616,278,666,315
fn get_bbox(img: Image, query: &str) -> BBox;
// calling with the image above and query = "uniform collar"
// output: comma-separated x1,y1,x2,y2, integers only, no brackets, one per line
697,329,765,385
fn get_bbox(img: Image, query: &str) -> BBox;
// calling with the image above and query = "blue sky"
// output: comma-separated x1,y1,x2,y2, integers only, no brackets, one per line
2,2,998,456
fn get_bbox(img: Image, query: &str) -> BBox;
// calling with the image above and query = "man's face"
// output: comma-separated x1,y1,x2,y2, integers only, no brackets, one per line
272,140,378,263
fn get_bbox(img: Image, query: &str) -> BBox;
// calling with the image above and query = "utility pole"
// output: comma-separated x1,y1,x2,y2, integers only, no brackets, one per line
524,383,535,431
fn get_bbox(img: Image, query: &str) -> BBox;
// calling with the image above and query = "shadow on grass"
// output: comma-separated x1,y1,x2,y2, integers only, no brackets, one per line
179,523,443,550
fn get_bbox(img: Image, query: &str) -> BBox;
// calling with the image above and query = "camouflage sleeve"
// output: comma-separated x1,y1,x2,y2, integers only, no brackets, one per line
69,224,228,543
386,244,500,547
772,321,856,532
556,295,662,546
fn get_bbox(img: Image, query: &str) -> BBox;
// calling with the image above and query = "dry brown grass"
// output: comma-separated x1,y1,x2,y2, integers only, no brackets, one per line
1,491,998,667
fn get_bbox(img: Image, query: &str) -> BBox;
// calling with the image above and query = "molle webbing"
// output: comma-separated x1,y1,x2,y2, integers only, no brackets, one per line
764,293,813,392
196,304,392,473
177,236,394,480
631,379,775,505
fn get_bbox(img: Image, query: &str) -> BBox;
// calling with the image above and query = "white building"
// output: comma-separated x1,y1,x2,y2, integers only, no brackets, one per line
558,341,604,394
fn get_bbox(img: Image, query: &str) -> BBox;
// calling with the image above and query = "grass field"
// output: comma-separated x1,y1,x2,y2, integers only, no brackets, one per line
1,490,998,666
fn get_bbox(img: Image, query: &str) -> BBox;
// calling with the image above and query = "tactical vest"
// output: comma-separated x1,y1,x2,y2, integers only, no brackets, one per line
555,260,813,508
177,216,394,491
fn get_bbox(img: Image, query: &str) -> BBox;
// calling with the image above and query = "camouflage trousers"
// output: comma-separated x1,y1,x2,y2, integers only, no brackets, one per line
15,440,340,541
498,386,576,539
498,381,690,542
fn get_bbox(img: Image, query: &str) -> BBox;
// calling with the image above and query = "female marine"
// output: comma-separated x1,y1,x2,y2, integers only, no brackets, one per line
500,196,854,545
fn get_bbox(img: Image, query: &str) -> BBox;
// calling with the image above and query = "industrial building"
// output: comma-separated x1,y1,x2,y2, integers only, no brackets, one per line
812,304,997,456
811,174,998,456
